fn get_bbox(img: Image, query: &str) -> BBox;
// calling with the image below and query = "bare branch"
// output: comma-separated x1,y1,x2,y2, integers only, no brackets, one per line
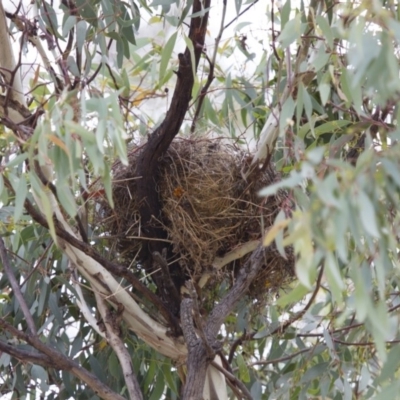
3,175,187,361
95,293,143,400
267,265,324,337
0,237,37,335
0,319,127,400
70,266,106,338
0,339,53,366
190,0,227,133
206,245,268,338
223,0,259,30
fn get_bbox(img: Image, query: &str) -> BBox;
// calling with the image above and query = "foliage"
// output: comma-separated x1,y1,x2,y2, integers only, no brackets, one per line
1,0,400,399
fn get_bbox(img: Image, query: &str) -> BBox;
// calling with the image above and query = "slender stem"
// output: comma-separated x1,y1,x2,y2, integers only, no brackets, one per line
0,237,37,335
190,0,227,133
224,0,260,30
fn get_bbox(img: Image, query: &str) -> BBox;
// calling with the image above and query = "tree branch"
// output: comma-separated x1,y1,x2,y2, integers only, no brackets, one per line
18,188,179,331
206,245,269,338
0,319,127,400
190,0,227,133
3,176,187,361
135,0,211,313
181,298,208,400
95,293,143,400
0,237,37,335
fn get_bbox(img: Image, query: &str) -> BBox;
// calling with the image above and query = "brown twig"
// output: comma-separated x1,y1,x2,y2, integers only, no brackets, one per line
228,330,255,364
268,265,324,337
271,0,281,61
0,237,37,335
223,0,260,30
0,319,126,400
190,0,227,133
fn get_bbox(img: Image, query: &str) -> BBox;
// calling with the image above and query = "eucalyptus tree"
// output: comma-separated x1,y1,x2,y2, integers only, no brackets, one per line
1,0,400,399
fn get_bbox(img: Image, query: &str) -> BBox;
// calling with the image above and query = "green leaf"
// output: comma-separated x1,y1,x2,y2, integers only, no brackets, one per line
40,1,59,34
316,16,333,48
62,16,77,37
5,153,27,169
235,0,242,15
188,7,211,18
301,362,330,383
38,188,57,242
49,292,64,327
319,82,330,106
76,20,87,55
0,174,4,199
278,14,305,48
159,32,177,83
373,381,400,400
377,345,400,384
149,371,165,400
56,185,77,218
281,0,291,29
183,34,197,81
103,163,114,208
121,24,136,46
31,365,49,392
279,96,296,132
234,22,251,32
324,252,344,303
357,190,380,237
76,0,98,25
314,120,352,137
311,45,331,73
237,353,250,383
276,283,309,307
14,175,27,223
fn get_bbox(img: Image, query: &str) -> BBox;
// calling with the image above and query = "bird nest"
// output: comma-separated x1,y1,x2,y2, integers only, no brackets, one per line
95,138,294,297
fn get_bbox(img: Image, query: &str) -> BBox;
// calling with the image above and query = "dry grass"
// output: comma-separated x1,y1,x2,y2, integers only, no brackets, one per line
95,137,294,298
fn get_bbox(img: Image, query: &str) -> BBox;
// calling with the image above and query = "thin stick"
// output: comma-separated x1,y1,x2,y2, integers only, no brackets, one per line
0,237,37,335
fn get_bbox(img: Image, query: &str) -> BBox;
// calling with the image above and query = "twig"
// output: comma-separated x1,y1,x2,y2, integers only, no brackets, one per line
0,237,37,335
0,319,126,400
4,175,179,332
246,347,311,368
267,265,324,337
70,266,106,338
190,0,227,133
206,245,270,338
95,292,144,400
152,250,181,319
20,240,53,287
223,0,259,30
210,360,253,400
228,330,255,364
271,0,281,61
